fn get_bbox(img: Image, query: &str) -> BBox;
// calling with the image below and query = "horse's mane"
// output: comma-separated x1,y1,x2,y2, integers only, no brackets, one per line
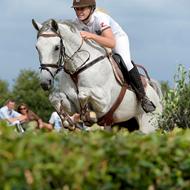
39,19,79,34
60,20,106,52
60,20,80,33
39,19,58,33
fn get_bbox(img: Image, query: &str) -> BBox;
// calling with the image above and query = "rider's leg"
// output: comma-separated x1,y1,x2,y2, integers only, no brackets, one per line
113,54,155,113
128,64,156,113
113,36,155,113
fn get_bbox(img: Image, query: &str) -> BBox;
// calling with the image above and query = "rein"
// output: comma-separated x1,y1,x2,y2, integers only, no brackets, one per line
69,55,106,79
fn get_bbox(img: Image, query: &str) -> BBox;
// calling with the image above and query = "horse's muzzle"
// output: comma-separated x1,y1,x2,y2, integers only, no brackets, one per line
40,82,51,91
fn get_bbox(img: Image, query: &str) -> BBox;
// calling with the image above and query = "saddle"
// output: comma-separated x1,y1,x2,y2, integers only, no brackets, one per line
109,53,149,88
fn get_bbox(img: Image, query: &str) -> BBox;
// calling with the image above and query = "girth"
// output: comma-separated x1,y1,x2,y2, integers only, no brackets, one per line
98,84,128,126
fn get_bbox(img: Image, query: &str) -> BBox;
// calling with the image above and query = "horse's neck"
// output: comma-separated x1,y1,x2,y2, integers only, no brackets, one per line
84,40,106,58
60,23,106,62
60,71,77,91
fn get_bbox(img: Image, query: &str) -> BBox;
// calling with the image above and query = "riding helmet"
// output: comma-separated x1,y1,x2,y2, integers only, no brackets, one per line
72,0,96,8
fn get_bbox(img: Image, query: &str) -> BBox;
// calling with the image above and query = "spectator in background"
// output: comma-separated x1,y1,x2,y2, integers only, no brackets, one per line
17,103,53,131
49,111,62,132
0,99,26,132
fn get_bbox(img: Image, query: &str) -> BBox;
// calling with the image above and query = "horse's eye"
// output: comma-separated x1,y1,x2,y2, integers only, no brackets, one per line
55,45,60,51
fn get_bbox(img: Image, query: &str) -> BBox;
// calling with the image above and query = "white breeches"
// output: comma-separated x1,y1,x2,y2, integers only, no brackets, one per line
113,34,134,71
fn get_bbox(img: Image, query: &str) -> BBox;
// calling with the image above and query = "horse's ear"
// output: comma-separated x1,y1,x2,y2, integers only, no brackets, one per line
32,19,42,31
51,19,59,32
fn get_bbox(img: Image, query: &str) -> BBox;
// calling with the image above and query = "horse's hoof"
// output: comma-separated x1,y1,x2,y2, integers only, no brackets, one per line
62,120,70,128
86,111,98,124
62,120,75,131
89,111,97,123
71,113,80,122
67,125,75,131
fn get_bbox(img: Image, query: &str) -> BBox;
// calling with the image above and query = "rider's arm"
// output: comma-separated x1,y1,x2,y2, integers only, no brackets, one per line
80,27,116,48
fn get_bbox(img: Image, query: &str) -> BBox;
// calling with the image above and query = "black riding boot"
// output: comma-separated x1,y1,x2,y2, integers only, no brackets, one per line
112,53,155,113
128,65,156,113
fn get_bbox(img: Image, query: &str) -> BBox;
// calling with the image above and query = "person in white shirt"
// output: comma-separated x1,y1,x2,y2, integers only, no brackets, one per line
49,112,62,132
71,0,156,113
0,99,26,132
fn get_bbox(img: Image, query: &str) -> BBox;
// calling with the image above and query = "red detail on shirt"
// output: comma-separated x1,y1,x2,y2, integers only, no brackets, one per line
100,22,107,28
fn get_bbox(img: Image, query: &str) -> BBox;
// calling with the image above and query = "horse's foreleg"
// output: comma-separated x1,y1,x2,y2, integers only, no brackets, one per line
78,87,111,123
77,88,98,124
49,92,79,130
49,92,76,114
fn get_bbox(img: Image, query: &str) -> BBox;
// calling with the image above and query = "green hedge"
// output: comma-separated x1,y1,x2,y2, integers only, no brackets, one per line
0,125,190,190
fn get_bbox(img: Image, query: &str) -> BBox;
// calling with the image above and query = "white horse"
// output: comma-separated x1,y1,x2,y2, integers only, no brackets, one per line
32,19,163,134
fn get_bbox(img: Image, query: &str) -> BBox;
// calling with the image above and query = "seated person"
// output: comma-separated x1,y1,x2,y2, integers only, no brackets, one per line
17,103,53,131
0,99,26,129
49,111,63,132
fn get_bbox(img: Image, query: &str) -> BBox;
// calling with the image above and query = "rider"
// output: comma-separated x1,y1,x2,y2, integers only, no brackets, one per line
71,0,156,113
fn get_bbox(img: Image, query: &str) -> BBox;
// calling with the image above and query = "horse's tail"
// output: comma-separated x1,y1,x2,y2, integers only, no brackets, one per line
149,78,163,99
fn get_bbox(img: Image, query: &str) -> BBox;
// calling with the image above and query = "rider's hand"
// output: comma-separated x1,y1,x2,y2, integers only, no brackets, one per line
80,31,94,40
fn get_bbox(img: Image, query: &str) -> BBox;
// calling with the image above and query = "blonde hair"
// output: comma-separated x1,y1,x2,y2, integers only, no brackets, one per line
95,7,109,15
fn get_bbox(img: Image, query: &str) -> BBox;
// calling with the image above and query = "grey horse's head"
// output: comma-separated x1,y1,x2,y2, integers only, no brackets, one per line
32,19,65,90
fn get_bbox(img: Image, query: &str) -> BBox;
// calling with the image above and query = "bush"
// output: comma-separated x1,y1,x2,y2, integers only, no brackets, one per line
160,65,190,131
1,124,190,190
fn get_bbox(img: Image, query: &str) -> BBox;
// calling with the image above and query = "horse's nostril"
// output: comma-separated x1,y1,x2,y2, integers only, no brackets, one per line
40,79,53,91
48,79,52,86
40,83,49,91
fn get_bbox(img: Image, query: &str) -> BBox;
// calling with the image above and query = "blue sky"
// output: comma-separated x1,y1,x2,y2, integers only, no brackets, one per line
0,0,190,88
